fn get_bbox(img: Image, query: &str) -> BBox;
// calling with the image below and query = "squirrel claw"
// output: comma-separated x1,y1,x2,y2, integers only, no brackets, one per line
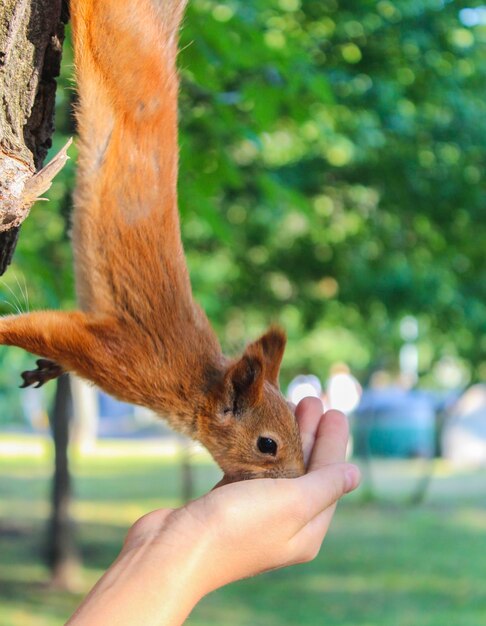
20,359,64,388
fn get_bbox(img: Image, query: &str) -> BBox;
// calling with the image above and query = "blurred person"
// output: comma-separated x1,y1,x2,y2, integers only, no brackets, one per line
287,374,322,405
67,399,360,626
327,363,362,415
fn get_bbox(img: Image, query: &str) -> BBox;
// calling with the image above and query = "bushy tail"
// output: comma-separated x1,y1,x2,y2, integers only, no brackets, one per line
70,0,191,317
72,0,187,123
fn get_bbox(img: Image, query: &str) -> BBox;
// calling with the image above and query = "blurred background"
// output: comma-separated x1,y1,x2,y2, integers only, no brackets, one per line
1,0,486,624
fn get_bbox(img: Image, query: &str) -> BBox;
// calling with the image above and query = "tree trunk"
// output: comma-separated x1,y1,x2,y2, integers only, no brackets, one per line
46,374,81,590
180,441,194,503
0,0,68,273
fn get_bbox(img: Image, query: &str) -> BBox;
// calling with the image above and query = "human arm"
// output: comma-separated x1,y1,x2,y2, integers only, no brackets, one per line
67,398,360,626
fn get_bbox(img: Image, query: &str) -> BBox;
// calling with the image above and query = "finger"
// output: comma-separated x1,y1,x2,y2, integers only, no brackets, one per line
303,445,361,542
289,506,336,564
307,409,349,472
292,462,360,528
295,396,324,466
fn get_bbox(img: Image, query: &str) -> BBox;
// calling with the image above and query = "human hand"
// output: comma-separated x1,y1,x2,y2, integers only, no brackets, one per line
164,398,359,592
68,398,360,626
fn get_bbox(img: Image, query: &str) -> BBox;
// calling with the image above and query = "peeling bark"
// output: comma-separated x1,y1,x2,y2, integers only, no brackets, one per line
0,0,69,273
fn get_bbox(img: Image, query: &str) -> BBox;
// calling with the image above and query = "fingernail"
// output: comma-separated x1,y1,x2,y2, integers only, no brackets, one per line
344,465,361,493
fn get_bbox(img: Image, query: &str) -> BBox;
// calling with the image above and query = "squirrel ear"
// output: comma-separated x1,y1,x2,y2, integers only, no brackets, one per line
248,326,286,388
224,347,264,415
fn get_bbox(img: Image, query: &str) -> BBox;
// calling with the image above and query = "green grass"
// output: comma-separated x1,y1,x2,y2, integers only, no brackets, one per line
1,435,486,626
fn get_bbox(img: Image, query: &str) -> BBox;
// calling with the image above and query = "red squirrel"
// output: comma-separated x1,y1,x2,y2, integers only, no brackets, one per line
0,0,305,482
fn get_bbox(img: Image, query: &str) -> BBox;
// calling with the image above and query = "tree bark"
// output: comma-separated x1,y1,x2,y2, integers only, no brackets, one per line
0,0,68,273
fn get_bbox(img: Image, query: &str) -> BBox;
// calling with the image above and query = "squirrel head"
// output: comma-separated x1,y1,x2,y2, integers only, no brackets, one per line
201,327,305,483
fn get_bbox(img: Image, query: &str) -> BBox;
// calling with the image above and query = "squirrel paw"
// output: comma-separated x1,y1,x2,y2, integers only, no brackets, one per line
20,359,64,388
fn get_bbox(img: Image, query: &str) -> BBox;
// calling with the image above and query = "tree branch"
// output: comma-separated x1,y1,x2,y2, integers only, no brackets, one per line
0,0,69,273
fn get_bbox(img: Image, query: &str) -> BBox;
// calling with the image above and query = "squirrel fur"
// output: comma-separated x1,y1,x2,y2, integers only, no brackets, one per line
0,0,305,482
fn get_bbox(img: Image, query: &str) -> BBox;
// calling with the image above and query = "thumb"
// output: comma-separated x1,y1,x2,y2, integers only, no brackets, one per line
294,462,361,525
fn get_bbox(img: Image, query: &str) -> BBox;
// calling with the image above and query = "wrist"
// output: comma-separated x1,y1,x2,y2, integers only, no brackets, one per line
68,511,211,626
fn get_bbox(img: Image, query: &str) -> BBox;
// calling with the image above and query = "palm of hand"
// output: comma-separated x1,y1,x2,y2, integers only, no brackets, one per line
122,398,359,594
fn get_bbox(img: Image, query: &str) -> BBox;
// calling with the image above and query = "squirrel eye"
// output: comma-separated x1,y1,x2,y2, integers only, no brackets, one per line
257,436,278,456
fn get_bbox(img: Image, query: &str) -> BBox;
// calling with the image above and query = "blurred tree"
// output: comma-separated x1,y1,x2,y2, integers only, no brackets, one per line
46,374,80,589
2,0,486,415
177,0,486,385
